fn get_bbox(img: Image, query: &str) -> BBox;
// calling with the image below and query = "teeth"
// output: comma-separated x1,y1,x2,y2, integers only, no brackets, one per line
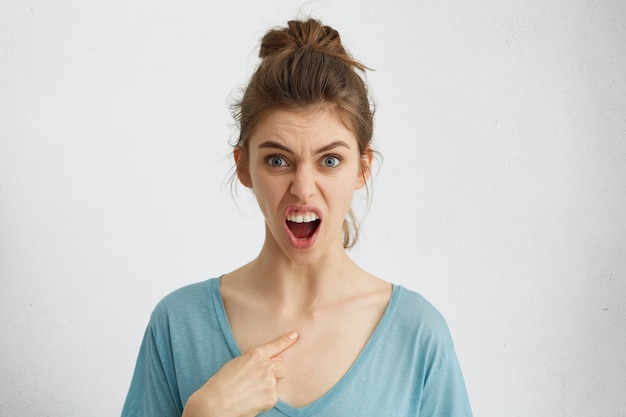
287,212,319,223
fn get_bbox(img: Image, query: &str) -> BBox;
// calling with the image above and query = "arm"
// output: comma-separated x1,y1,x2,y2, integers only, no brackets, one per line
121,322,183,417
419,349,473,417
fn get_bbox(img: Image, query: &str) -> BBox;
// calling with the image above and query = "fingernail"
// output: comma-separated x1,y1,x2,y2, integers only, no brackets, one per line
289,332,299,340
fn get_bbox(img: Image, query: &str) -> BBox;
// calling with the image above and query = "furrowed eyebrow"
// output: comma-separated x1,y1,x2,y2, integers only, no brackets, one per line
315,140,351,154
257,140,351,154
257,141,293,153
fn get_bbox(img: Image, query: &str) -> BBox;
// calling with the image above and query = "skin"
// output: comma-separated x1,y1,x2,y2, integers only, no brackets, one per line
183,332,299,417
182,108,391,416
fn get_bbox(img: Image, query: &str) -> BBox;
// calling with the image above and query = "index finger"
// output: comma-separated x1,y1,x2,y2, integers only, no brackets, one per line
259,332,299,359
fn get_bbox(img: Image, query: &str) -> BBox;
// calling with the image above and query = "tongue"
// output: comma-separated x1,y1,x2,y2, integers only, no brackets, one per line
288,221,318,239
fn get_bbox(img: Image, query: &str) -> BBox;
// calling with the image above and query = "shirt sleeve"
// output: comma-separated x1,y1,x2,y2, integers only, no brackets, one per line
418,347,473,417
121,313,184,417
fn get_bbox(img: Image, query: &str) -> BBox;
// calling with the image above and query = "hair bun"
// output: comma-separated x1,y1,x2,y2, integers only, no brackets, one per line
260,19,360,68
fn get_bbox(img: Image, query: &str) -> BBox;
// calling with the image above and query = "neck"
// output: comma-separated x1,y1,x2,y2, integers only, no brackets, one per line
239,234,364,313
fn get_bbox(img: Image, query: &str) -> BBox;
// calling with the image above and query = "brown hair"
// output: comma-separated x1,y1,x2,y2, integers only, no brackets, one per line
232,18,376,248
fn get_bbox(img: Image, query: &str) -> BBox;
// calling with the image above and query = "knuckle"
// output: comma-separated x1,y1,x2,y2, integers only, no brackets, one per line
247,347,265,361
261,391,278,410
261,361,274,373
253,362,274,382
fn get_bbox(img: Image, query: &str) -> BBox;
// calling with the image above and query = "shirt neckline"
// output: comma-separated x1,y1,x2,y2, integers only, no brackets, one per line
210,277,400,416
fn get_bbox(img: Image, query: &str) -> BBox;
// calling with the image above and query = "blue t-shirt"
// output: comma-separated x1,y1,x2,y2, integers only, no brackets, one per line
121,277,472,416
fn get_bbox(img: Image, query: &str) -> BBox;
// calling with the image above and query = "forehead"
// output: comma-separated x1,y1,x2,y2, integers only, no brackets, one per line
249,108,358,150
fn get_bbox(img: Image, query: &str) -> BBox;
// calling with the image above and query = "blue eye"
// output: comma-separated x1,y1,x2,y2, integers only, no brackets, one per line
267,156,287,167
321,156,340,168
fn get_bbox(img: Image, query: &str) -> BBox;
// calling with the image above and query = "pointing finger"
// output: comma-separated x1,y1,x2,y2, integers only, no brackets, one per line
260,332,299,359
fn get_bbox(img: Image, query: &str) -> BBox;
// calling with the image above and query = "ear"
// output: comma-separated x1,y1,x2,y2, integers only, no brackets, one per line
355,147,374,189
233,147,253,188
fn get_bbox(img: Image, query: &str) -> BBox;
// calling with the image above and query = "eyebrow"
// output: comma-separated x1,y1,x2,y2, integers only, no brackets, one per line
257,140,352,154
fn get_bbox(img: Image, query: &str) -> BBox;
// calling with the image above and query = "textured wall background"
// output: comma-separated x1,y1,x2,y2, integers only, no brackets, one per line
1,1,625,416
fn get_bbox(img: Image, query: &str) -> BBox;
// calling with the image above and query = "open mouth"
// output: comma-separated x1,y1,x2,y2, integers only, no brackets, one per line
285,212,321,240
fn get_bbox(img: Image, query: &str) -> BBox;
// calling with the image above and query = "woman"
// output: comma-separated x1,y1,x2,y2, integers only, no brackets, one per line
122,18,472,417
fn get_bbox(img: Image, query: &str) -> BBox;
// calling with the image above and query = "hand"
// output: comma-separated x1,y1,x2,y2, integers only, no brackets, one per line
182,331,299,417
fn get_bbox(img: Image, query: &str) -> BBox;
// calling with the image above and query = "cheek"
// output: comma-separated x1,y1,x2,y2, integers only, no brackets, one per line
324,176,358,211
251,176,287,214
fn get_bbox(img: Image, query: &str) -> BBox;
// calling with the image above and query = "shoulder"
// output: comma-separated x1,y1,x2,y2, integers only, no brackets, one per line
387,285,455,351
392,286,449,327
150,277,219,324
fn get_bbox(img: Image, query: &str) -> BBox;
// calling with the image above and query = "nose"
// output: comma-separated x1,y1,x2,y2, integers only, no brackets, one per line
290,165,316,201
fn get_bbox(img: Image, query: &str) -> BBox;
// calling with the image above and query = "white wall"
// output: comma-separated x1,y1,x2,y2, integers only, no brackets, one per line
1,1,625,416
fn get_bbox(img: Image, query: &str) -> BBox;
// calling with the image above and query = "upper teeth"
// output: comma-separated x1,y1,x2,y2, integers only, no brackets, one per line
287,212,319,223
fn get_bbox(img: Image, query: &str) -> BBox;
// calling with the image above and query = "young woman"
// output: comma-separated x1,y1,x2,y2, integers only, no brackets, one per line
121,18,472,417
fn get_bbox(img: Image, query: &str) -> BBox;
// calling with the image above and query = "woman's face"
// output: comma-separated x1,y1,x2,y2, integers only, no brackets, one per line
236,108,371,264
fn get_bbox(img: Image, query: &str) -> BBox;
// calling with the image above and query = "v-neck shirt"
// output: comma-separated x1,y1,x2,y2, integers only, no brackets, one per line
121,277,472,417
